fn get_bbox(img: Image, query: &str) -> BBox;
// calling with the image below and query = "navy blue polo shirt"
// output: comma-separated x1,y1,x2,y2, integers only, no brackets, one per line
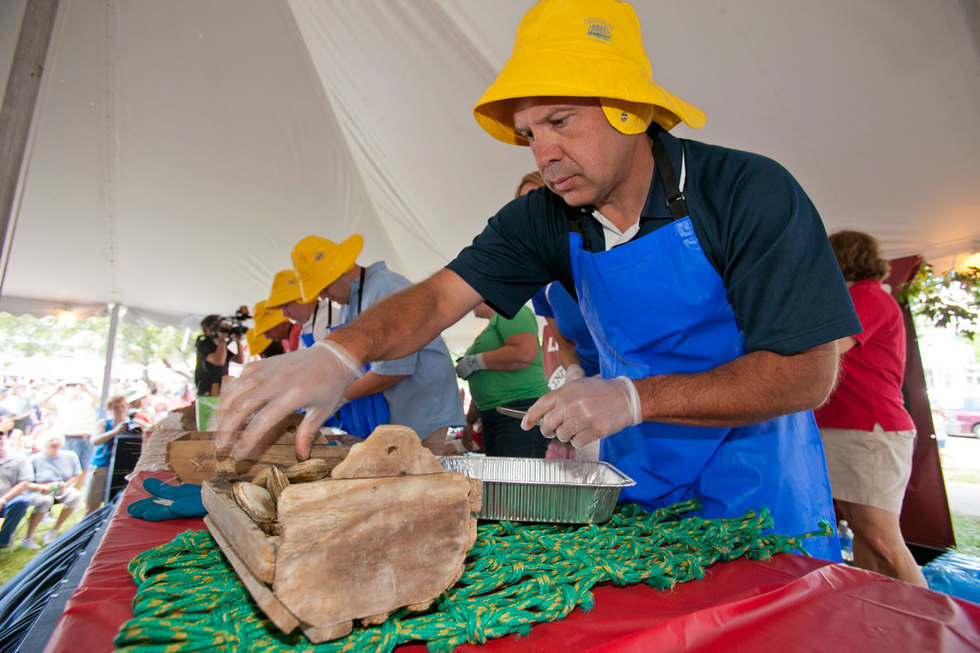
446,131,859,356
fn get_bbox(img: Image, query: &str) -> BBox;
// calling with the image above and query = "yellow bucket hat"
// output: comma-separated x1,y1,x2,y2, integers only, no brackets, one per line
266,270,305,309
246,327,272,357
252,300,287,337
473,0,705,146
291,234,364,304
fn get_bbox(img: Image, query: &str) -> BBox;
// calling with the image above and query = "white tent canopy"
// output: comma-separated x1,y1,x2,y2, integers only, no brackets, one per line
1,0,978,351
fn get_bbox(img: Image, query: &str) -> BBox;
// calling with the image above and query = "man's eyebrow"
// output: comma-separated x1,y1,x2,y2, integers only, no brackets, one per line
540,105,578,120
516,105,578,130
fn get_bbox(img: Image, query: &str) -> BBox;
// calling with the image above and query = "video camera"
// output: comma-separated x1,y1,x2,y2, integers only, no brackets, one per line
216,306,251,341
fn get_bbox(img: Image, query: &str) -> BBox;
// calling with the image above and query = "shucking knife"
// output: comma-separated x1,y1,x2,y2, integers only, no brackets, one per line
495,406,529,420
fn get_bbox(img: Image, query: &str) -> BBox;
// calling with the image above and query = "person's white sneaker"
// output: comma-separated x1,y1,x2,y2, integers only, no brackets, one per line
42,530,58,546
18,538,40,551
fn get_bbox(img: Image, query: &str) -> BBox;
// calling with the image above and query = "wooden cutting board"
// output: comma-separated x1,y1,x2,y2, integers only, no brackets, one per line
203,424,482,643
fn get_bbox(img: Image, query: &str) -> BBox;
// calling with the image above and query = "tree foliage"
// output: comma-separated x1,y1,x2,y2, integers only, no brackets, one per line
898,263,980,340
0,313,195,371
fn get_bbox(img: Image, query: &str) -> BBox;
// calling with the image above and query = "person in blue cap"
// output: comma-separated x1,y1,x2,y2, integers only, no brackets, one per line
218,0,860,561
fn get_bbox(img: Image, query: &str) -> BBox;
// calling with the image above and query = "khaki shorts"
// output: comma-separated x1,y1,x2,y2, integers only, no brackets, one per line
85,466,110,507
55,486,82,510
819,424,915,514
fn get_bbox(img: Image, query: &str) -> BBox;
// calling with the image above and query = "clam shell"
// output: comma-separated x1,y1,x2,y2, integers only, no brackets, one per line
266,465,290,504
285,459,332,483
233,481,277,523
258,522,281,537
251,467,270,487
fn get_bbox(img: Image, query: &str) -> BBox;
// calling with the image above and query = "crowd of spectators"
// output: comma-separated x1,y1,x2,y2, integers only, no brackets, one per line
0,376,193,553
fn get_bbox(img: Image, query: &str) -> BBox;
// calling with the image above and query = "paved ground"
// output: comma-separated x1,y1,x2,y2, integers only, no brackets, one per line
940,435,980,516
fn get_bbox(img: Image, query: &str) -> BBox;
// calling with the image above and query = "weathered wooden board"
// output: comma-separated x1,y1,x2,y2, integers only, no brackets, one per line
330,424,445,478
204,424,482,644
204,515,299,634
214,444,347,478
167,411,350,484
273,472,479,630
179,404,196,431
202,479,277,584
166,432,218,484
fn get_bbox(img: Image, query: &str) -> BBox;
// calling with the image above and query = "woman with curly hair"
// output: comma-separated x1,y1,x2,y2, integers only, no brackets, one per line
815,230,927,586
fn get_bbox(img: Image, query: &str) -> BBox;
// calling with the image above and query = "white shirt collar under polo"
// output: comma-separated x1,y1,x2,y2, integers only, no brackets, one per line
592,210,641,251
591,146,688,251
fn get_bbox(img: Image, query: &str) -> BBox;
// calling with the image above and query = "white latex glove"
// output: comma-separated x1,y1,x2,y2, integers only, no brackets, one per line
455,353,487,380
522,376,642,449
562,363,586,385
216,340,362,461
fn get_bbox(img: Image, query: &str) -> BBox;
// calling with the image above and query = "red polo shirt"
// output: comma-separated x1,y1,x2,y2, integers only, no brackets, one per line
814,280,915,431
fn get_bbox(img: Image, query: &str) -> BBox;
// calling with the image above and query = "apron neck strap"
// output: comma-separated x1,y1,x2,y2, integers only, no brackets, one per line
652,134,688,221
356,267,366,314
566,206,594,251
312,299,326,330
322,266,364,327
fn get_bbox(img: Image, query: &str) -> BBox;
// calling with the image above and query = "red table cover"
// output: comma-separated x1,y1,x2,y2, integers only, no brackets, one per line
44,470,980,653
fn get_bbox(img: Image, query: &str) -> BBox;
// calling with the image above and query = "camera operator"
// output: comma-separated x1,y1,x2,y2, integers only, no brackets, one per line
194,314,246,397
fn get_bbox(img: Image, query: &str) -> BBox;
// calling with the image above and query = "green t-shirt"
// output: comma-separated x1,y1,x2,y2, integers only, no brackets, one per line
465,306,550,411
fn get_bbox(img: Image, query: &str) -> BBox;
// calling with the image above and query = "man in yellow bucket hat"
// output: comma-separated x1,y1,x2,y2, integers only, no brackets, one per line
219,0,859,562
265,269,325,349
288,235,464,452
246,301,292,359
253,300,293,351
245,327,273,360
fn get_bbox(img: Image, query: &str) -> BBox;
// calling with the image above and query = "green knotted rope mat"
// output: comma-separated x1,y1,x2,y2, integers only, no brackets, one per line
114,500,830,652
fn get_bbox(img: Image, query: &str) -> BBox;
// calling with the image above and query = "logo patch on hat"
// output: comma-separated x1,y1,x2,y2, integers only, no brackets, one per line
585,19,612,42
315,252,324,262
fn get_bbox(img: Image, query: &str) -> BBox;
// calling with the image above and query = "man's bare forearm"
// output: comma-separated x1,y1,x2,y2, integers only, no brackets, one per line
634,342,839,427
1,481,28,502
328,268,482,365
345,372,408,400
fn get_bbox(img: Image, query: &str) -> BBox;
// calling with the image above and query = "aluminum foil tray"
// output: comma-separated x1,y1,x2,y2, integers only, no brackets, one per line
439,456,635,524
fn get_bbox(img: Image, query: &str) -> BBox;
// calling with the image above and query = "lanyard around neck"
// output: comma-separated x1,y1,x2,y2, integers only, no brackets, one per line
314,267,365,329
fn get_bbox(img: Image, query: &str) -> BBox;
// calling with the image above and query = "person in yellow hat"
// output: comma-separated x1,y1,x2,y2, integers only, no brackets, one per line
218,0,859,562
265,270,327,350
289,235,464,452
245,328,273,360
246,301,292,359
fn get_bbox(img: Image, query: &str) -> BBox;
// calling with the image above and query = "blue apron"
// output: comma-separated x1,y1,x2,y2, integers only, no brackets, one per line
301,281,389,438
543,282,600,376
568,135,839,560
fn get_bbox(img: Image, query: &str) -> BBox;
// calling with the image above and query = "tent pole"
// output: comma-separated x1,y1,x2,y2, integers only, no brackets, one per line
0,0,60,297
98,303,121,421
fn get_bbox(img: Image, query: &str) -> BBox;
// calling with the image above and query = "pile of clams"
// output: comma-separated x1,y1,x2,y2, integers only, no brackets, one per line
232,459,333,533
